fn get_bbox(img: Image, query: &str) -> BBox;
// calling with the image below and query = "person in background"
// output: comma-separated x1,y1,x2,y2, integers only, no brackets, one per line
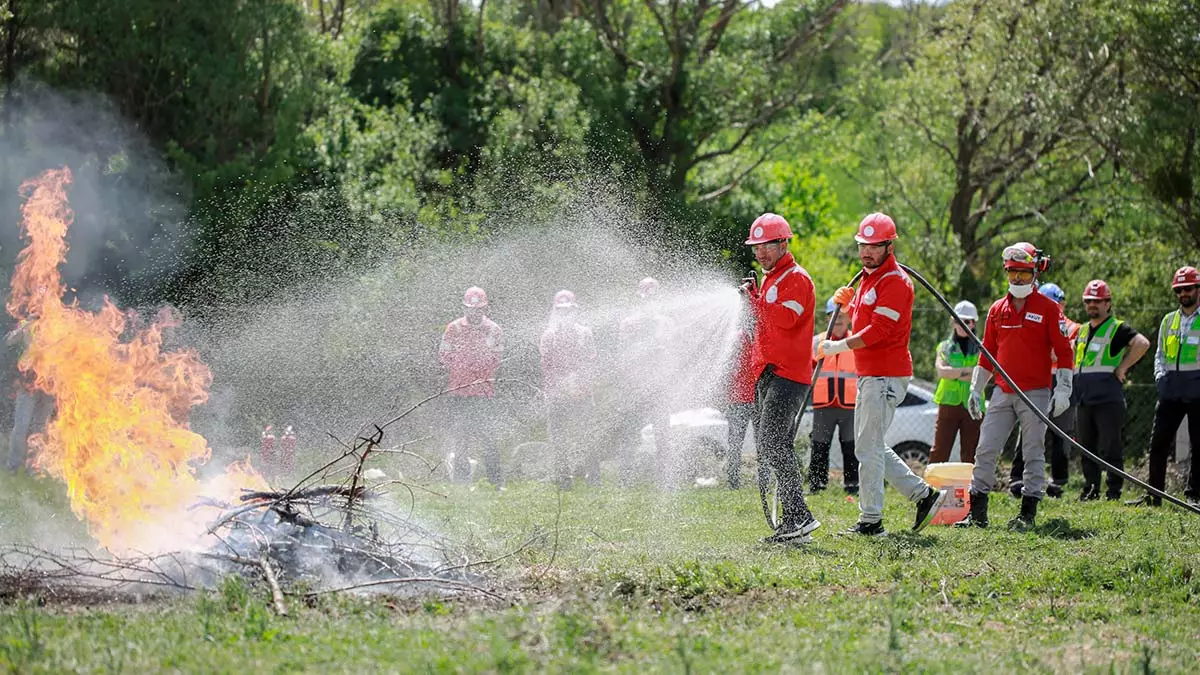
6,318,53,474
808,298,858,494
930,300,982,465
1070,280,1150,502
1131,267,1200,507
540,290,599,488
438,286,505,488
1009,282,1078,498
724,305,756,490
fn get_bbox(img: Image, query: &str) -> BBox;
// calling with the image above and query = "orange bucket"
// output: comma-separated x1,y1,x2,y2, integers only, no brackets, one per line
924,462,974,525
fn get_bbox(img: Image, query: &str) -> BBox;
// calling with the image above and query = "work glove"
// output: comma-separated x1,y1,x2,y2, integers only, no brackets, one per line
817,339,849,360
831,286,854,307
967,365,989,421
1049,368,1073,417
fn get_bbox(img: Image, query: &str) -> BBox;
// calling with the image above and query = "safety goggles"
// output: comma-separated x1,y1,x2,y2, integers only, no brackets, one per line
1175,285,1199,294
1006,269,1034,283
1001,246,1035,265
1083,298,1109,305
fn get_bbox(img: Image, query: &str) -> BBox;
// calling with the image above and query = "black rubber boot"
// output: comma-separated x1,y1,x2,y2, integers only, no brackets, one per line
954,491,989,528
840,440,858,493
807,441,831,492
1008,496,1039,532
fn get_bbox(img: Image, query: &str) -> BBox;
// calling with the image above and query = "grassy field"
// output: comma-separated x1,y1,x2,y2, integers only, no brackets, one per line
1,471,1199,673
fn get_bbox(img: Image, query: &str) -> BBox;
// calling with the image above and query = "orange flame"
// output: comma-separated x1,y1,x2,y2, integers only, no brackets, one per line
8,167,266,551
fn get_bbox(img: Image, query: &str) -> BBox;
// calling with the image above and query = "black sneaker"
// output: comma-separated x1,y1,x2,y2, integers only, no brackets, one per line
764,518,820,544
1008,481,1023,498
913,487,947,532
808,484,827,494
1079,484,1101,502
844,484,859,496
844,520,886,537
1124,495,1161,507
1046,483,1064,499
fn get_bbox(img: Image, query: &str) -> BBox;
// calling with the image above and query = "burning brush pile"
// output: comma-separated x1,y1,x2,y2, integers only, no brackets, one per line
0,168,502,609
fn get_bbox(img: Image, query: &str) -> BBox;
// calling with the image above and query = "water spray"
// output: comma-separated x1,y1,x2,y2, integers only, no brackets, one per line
897,262,1200,518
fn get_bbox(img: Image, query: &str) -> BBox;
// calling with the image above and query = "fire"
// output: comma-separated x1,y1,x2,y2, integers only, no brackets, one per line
7,167,266,551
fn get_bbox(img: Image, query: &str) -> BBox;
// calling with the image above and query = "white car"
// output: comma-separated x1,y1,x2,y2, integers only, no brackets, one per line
647,379,961,473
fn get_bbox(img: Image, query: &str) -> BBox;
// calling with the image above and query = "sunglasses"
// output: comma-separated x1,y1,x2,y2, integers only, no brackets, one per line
1083,299,1109,305
1006,270,1034,282
1175,286,1199,294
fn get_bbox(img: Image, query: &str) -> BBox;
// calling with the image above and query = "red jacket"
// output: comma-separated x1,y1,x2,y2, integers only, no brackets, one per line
848,255,914,377
749,252,816,384
539,319,597,397
980,292,1073,393
729,329,756,404
439,316,503,397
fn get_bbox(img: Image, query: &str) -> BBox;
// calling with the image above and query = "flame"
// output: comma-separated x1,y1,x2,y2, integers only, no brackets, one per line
8,167,266,551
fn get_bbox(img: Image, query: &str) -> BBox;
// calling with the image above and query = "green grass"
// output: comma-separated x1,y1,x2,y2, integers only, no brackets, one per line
2,475,1199,673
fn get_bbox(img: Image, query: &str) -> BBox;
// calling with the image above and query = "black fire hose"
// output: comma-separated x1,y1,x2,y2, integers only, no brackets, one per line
898,262,1200,518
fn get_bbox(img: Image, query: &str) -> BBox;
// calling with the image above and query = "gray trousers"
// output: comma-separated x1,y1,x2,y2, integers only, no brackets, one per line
970,388,1051,498
854,376,930,523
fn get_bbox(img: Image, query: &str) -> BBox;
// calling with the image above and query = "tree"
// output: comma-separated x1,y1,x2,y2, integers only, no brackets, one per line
857,0,1127,294
563,0,850,210
1114,0,1200,248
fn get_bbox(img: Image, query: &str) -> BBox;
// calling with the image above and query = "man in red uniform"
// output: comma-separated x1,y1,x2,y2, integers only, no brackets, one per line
821,213,946,536
439,286,505,487
540,289,599,488
1009,282,1080,499
742,212,820,542
956,243,1074,530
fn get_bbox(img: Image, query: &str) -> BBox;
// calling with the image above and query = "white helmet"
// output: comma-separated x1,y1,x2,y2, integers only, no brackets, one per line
953,300,978,321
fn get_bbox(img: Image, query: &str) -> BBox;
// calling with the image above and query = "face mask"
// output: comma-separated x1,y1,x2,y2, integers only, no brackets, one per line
1008,283,1034,299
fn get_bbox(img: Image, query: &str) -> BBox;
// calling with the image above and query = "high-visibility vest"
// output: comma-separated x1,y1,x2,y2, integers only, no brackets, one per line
933,338,979,406
1160,309,1200,372
1074,317,1126,374
812,339,856,409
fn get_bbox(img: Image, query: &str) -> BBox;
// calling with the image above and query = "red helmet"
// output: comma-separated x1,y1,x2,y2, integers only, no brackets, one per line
1172,266,1200,289
1001,242,1038,271
855,213,897,244
638,277,660,298
463,286,488,308
552,289,578,309
1082,279,1112,301
744,213,793,245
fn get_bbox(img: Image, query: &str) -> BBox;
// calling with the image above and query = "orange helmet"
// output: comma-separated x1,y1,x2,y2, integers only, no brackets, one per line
1172,266,1200,289
855,213,897,244
638,277,660,298
1082,279,1112,301
744,213,793,245
552,289,578,309
463,286,488,308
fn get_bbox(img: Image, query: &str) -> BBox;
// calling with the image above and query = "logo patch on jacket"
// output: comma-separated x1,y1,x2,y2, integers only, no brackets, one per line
1025,312,1043,323
765,285,778,303
863,288,877,305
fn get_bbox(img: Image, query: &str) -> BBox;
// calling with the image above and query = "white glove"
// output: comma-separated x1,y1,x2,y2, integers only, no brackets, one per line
819,339,849,357
1050,368,1073,417
967,365,990,421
